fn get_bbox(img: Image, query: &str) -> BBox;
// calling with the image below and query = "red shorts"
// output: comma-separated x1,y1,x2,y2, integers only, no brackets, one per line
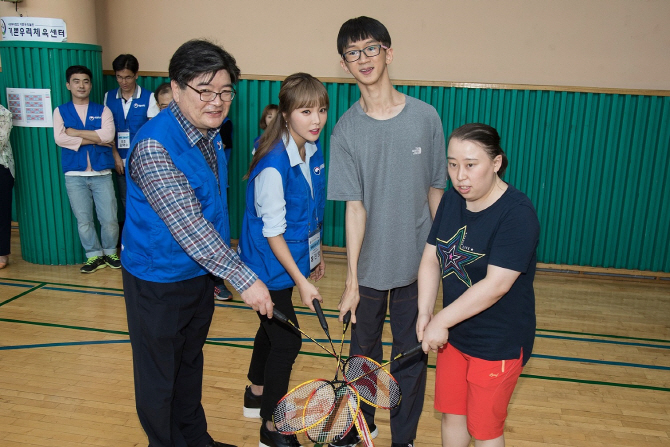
434,343,523,440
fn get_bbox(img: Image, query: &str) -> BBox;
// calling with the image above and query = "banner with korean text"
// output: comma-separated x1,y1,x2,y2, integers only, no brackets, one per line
1,17,66,42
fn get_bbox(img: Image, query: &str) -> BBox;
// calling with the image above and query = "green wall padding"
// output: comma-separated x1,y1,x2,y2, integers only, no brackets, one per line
0,42,104,265
78,75,670,272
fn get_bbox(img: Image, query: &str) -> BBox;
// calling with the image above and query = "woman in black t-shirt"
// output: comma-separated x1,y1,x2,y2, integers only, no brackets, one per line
416,123,539,446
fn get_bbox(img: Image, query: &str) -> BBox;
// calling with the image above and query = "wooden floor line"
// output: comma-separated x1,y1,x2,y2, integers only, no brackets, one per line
2,281,670,347
0,339,130,351
218,303,670,347
0,282,46,307
535,333,670,349
2,328,668,374
531,353,670,370
519,373,670,392
2,333,667,394
0,317,129,335
0,275,124,291
43,285,124,297
0,280,33,288
3,275,670,344
536,327,670,344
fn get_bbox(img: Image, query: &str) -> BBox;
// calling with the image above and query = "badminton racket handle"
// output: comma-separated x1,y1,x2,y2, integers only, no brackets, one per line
400,344,424,359
313,299,330,335
343,311,351,325
272,309,290,325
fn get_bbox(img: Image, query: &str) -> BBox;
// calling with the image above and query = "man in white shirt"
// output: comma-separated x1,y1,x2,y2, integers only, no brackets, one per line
104,54,159,208
53,65,120,273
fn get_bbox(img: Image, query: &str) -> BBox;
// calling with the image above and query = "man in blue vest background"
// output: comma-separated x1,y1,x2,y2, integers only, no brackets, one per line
53,65,120,273
121,40,273,447
104,54,159,209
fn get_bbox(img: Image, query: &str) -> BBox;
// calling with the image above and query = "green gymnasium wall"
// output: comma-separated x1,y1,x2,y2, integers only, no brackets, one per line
48,74,667,273
0,42,104,264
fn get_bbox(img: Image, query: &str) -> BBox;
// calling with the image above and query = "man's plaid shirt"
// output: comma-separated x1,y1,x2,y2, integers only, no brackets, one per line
128,101,257,292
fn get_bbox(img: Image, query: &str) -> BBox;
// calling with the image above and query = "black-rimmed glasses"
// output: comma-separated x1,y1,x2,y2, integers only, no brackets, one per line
186,84,236,102
341,44,388,63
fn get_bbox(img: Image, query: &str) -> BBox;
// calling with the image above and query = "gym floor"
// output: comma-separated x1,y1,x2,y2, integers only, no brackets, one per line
1,227,669,446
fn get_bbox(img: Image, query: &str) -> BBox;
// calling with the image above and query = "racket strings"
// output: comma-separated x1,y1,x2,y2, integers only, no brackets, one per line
272,310,419,443
306,382,360,443
343,356,402,410
273,380,335,434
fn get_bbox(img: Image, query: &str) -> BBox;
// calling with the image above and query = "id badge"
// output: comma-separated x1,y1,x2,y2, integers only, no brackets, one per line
118,131,130,149
309,228,321,271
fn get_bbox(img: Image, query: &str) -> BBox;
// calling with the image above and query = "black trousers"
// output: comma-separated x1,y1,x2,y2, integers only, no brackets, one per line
350,282,428,444
247,287,302,421
0,165,13,256
123,268,216,447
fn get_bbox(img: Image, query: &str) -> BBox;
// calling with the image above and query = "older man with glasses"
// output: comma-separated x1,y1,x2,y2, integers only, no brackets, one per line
121,39,273,447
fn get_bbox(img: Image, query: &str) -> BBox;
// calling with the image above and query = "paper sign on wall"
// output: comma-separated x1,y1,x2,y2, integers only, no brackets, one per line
1,17,67,42
6,88,53,127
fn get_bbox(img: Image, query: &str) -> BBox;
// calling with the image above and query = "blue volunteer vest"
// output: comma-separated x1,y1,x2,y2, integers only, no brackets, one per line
57,101,114,173
238,138,326,290
121,108,231,283
105,86,152,159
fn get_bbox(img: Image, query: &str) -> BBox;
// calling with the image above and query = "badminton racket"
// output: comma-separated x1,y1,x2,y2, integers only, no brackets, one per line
273,379,361,441
305,380,361,444
272,308,338,360
311,300,352,380
273,379,337,434
313,299,337,359
274,346,422,436
335,310,351,380
343,344,423,409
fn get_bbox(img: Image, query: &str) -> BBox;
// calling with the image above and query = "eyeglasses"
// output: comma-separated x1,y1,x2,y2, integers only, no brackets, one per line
116,75,135,82
186,84,236,102
341,44,388,63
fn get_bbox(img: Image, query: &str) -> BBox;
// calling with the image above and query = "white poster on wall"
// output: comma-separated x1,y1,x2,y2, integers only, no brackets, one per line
0,17,67,42
6,88,53,127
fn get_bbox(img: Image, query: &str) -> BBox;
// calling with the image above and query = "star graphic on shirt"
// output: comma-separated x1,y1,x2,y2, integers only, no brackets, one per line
436,226,484,287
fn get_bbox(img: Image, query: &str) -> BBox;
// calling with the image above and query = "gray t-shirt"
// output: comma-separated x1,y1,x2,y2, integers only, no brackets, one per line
327,94,447,290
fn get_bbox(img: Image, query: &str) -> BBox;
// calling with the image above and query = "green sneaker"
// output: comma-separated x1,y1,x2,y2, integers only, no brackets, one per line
80,256,107,273
104,253,121,269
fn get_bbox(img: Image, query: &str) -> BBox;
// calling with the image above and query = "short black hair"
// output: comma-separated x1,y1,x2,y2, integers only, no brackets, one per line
153,82,172,100
337,16,391,55
65,65,93,83
112,54,139,74
169,39,241,89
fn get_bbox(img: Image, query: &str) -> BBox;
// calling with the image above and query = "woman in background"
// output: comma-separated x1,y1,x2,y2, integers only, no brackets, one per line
0,104,14,269
252,103,278,154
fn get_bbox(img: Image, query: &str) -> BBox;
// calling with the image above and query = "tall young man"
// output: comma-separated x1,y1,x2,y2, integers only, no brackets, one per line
104,54,159,208
53,65,120,273
121,39,273,447
327,17,447,447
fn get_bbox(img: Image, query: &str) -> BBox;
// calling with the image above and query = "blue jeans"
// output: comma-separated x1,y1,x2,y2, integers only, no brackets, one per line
64,174,119,258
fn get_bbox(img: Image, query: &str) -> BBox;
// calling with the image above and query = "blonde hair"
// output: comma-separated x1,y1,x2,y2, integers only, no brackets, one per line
246,73,329,178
